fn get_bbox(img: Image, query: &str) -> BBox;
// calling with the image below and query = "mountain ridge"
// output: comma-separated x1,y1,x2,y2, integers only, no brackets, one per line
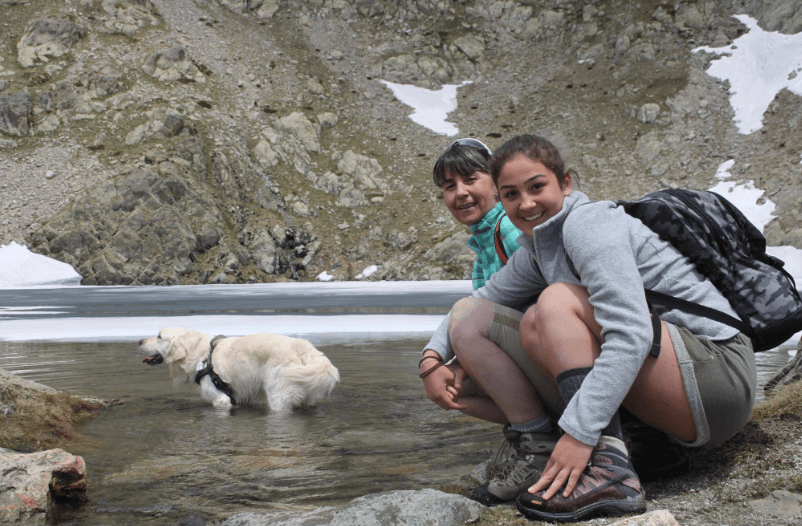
1,0,800,285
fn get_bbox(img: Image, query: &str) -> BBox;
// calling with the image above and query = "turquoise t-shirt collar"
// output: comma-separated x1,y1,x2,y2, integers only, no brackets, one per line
469,202,506,240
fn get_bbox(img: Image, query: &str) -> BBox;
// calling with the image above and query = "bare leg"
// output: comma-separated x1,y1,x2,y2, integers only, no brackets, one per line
454,393,508,424
520,283,696,442
449,297,545,424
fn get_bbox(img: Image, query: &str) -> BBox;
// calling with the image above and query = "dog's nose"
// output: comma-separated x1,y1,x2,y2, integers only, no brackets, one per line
138,338,144,345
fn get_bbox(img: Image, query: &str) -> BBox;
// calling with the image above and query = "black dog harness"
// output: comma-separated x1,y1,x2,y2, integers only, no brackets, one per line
194,335,236,405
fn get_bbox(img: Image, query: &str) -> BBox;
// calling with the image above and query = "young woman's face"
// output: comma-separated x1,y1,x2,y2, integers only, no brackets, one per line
497,154,572,235
442,170,498,226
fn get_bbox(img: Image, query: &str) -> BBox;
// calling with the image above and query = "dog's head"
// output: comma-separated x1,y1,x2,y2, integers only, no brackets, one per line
139,326,191,366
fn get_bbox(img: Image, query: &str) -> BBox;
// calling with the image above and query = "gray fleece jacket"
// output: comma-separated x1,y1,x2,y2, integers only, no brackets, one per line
424,190,740,446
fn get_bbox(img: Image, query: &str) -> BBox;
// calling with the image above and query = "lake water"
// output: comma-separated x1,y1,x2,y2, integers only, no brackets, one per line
0,282,796,525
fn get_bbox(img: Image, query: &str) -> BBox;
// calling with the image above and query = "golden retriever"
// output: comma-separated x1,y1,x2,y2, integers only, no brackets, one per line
139,327,339,410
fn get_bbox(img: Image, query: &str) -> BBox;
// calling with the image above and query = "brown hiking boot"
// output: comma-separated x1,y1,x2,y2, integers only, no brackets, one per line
517,436,646,522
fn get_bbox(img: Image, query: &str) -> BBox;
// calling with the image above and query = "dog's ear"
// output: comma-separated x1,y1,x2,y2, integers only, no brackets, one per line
164,337,187,364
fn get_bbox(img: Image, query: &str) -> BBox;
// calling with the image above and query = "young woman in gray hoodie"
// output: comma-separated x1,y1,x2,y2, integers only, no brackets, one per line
444,134,757,522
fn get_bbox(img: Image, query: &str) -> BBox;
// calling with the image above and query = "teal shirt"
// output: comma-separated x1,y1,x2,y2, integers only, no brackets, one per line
467,202,522,289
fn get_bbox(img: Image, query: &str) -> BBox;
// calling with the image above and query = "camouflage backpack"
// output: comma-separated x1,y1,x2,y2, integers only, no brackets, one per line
618,188,802,353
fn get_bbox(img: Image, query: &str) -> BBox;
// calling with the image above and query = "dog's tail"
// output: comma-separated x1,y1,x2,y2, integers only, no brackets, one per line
281,355,340,407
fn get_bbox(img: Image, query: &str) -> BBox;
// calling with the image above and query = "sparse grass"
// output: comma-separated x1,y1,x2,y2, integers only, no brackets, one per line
0,391,104,452
751,380,802,422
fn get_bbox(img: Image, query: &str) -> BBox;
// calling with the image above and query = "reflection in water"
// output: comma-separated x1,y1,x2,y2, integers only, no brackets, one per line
0,339,795,525
0,339,499,525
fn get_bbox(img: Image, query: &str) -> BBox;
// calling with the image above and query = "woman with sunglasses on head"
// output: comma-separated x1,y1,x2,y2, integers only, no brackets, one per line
419,138,565,507
444,134,756,522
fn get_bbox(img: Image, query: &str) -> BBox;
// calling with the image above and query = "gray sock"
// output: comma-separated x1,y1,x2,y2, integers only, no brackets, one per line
510,413,553,434
556,366,623,441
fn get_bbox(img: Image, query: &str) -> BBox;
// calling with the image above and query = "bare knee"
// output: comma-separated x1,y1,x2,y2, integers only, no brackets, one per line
522,283,587,332
520,283,599,375
539,282,589,312
536,283,599,333
448,297,493,356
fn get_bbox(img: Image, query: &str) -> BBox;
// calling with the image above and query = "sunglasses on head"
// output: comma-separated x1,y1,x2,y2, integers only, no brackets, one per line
446,138,492,156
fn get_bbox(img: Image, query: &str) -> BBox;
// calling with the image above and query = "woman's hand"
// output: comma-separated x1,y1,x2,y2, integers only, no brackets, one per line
528,433,593,499
421,356,468,411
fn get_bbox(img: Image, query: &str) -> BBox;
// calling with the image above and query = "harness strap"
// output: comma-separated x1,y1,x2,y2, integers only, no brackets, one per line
194,335,236,405
494,214,509,264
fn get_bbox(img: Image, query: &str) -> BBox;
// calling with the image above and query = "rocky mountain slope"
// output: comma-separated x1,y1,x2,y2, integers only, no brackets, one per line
1,0,801,285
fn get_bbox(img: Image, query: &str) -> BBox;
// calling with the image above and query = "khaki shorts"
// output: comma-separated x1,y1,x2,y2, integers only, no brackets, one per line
457,300,756,448
459,302,565,418
667,323,757,448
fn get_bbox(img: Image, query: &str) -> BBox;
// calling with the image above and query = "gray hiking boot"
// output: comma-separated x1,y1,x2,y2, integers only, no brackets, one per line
470,424,559,506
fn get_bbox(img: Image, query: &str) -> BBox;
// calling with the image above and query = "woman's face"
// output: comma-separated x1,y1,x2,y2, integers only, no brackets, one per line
442,170,498,226
497,154,572,235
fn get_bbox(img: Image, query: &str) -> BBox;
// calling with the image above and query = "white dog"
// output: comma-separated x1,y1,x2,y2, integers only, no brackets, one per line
139,327,340,410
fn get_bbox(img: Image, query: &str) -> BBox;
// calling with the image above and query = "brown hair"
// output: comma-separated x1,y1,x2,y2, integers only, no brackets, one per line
489,134,578,189
432,139,492,187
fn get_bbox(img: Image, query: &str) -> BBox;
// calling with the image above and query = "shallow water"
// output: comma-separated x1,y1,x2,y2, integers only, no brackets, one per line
1,337,795,525
0,281,797,525
0,337,502,525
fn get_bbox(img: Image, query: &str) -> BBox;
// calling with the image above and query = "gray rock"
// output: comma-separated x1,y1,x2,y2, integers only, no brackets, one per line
141,47,206,83
29,160,225,285
387,227,418,250
101,0,159,35
0,137,18,149
161,113,185,137
450,34,485,62
423,231,471,263
747,490,802,518
219,489,485,526
217,0,281,18
638,103,661,124
277,112,321,154
317,112,339,129
608,510,681,525
0,448,87,523
16,18,86,68
755,0,802,34
0,92,31,137
337,150,385,190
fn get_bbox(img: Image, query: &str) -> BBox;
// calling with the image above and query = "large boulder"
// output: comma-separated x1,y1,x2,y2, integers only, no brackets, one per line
16,18,85,68
0,449,87,523
219,488,485,526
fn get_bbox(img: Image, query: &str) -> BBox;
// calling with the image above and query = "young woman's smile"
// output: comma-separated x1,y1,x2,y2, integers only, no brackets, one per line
442,170,498,226
497,154,572,235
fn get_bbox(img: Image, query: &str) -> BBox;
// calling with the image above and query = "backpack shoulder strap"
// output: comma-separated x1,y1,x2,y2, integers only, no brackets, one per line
644,289,752,335
494,214,509,264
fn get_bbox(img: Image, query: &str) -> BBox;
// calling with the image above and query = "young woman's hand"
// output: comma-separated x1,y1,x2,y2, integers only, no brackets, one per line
528,433,593,499
422,361,468,411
